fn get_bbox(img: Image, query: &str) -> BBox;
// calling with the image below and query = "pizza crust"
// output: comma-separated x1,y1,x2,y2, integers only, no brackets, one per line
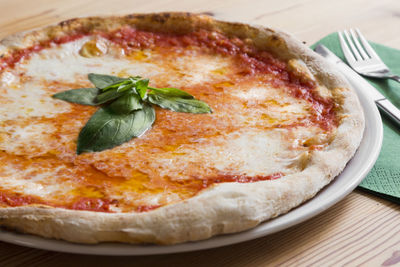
0,12,364,244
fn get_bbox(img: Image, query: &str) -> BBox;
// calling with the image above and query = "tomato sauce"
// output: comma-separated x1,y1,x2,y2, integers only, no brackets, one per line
0,34,86,72
0,27,336,130
0,27,337,130
0,26,338,212
70,197,114,212
201,172,283,188
0,191,46,207
0,172,283,212
102,27,337,130
181,173,283,190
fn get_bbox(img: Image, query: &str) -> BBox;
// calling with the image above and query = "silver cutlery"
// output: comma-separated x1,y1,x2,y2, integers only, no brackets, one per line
314,44,400,125
338,29,400,83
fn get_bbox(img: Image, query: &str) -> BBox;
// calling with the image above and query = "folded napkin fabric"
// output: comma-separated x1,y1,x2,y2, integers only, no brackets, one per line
312,33,400,204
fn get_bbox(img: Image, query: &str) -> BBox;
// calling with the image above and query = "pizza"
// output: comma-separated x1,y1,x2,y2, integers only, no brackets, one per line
0,12,364,244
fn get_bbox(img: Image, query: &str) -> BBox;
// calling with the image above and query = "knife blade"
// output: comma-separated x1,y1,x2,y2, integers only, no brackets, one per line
314,44,400,125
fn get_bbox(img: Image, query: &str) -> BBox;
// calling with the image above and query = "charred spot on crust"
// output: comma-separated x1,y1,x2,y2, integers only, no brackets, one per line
150,13,174,24
125,14,138,19
58,18,79,27
268,34,287,49
270,35,279,42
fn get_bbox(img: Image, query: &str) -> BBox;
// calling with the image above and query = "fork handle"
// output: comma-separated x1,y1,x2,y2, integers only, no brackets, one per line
390,75,400,83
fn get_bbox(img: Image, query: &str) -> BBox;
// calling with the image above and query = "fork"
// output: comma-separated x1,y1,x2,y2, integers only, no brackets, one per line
338,29,400,83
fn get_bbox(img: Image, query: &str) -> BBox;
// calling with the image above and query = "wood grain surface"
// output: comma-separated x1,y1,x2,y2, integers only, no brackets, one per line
1,0,400,266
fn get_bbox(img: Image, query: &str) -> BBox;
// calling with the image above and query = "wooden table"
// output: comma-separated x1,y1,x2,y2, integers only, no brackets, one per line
1,0,399,265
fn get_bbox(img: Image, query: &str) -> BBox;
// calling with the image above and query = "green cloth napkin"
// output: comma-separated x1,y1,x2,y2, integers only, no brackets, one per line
312,33,400,204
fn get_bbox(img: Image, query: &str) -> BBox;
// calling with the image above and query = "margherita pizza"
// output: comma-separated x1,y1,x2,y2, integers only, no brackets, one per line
0,13,364,244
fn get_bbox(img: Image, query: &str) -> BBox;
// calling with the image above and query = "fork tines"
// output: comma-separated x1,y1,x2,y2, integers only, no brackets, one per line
338,28,400,82
338,28,380,61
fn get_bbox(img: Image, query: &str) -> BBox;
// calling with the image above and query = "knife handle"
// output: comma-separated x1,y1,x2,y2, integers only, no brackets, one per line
376,99,400,125
389,75,400,83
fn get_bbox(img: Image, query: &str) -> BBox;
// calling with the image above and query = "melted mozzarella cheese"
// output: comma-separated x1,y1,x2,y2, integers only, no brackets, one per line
149,128,301,178
23,37,163,82
0,78,71,120
0,35,329,211
0,123,56,156
172,52,231,85
1,164,75,197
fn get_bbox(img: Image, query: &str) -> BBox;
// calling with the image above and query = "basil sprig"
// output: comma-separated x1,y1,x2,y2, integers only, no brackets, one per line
52,73,212,154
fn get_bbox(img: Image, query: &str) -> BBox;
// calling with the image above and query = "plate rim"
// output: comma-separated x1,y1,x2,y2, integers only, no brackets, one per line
0,78,383,255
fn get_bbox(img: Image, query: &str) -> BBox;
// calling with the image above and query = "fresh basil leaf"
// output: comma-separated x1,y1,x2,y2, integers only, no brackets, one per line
52,88,100,106
102,79,130,92
77,104,155,154
136,79,149,100
148,87,194,99
116,82,135,93
148,94,212,114
109,93,142,114
129,76,141,82
95,88,129,104
88,73,126,89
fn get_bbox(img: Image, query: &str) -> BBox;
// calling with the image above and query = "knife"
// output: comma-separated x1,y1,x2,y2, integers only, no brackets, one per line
314,44,400,125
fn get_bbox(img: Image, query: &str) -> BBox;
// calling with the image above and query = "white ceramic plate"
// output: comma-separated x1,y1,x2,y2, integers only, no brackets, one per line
0,78,383,255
